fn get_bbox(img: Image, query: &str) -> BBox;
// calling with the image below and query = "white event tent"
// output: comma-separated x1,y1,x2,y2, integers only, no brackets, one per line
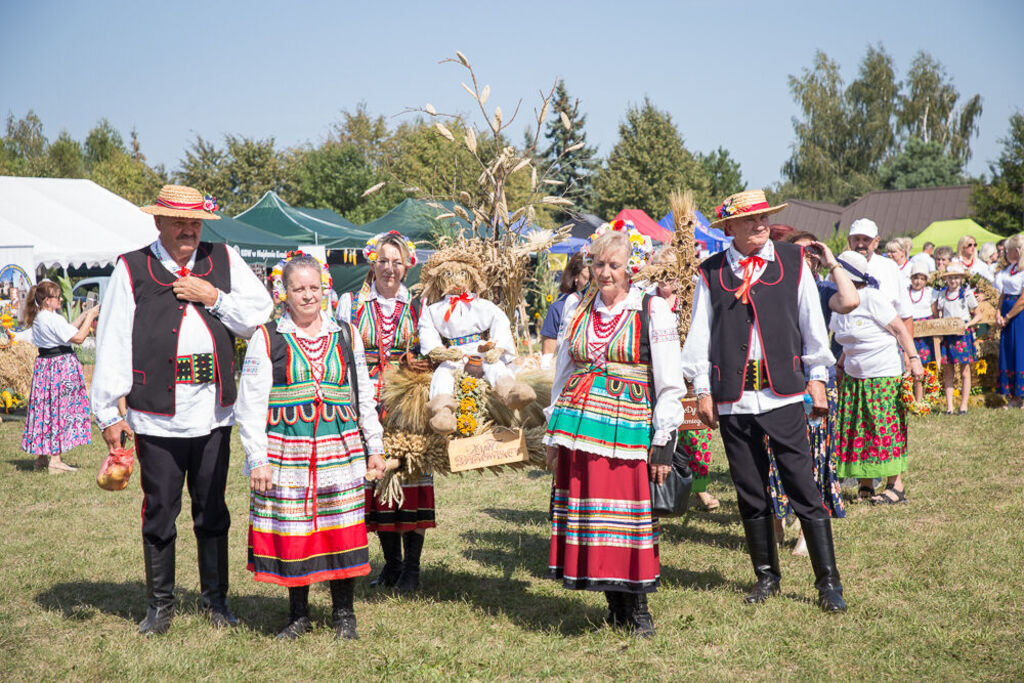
0,177,153,270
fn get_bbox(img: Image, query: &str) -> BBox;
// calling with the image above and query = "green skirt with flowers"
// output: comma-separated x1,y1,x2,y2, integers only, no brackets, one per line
835,375,908,479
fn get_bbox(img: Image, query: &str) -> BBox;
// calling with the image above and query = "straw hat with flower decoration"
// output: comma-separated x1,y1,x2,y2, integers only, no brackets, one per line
140,185,221,221
710,189,787,228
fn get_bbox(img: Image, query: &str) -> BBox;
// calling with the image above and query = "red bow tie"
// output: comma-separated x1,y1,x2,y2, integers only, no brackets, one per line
176,266,192,278
444,292,475,321
735,255,765,305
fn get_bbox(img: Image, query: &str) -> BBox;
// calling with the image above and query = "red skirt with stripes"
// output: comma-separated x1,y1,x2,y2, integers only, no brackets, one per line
365,474,437,532
548,447,660,593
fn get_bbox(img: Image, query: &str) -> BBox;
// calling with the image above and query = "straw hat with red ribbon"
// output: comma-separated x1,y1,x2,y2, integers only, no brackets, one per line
710,189,787,228
140,185,221,221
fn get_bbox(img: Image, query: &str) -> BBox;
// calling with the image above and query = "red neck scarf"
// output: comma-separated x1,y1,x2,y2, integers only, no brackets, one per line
735,255,765,305
444,292,475,321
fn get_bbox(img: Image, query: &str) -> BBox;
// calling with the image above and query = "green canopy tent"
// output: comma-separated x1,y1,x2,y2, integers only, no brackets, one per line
233,191,372,247
202,213,299,265
911,218,1004,255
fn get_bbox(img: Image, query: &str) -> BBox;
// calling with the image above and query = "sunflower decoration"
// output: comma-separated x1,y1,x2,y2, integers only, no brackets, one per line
453,370,488,437
975,359,988,375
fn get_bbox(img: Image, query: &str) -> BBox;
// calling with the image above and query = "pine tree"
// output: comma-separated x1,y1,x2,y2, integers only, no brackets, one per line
543,80,599,213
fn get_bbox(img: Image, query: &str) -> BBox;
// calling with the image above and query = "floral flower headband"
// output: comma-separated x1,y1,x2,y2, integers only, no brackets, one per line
269,250,333,310
587,219,653,274
363,230,417,267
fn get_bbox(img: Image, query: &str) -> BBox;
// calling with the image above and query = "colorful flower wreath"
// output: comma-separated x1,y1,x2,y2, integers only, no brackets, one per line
587,219,653,274
269,249,333,310
363,230,418,267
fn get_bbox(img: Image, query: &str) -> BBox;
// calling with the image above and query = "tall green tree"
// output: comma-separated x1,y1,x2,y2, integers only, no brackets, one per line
46,131,86,178
845,44,900,175
284,142,390,224
898,51,983,165
971,112,1024,236
543,80,599,213
84,119,126,168
877,136,964,190
698,147,744,202
593,98,710,218
91,152,167,205
0,110,49,175
177,134,287,214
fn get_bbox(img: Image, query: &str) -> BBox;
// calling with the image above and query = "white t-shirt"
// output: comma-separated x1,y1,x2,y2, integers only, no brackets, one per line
907,286,936,319
866,254,912,319
829,288,902,379
994,265,1024,296
910,252,936,272
31,309,78,349
935,287,977,322
954,257,993,282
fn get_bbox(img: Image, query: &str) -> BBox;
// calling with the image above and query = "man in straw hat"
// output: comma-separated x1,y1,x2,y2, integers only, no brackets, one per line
680,189,847,612
92,185,273,634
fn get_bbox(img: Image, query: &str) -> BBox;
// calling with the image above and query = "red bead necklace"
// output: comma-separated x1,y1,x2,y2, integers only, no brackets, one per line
371,299,403,353
297,334,331,387
590,308,625,338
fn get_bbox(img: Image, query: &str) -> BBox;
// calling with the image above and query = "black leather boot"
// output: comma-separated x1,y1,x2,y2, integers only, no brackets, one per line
603,591,626,627
197,535,239,627
276,586,311,639
396,531,424,593
626,593,656,638
800,517,847,613
330,579,358,640
138,542,176,635
369,532,403,588
741,517,781,604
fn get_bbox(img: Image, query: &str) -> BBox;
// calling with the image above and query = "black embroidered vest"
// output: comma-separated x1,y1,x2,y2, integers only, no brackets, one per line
698,241,806,402
121,242,236,415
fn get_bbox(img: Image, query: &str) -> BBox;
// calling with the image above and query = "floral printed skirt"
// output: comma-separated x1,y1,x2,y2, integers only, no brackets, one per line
998,295,1024,398
678,428,713,493
940,329,977,365
913,317,934,365
835,375,908,480
21,353,92,456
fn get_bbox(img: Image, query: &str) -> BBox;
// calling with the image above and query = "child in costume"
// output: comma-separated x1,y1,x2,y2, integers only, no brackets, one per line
932,263,983,414
417,247,535,434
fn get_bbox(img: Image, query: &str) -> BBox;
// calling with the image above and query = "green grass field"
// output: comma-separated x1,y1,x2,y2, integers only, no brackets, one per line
1,410,1022,681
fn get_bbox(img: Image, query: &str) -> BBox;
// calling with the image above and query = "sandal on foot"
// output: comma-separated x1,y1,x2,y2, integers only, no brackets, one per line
857,485,874,501
870,485,907,505
697,492,720,511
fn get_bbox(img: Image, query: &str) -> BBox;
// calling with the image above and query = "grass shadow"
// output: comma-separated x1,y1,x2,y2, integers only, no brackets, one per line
35,581,289,636
460,529,550,579
406,566,607,636
6,457,41,472
481,507,549,526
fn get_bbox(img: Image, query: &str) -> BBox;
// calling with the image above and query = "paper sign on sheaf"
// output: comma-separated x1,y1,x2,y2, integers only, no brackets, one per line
447,427,528,473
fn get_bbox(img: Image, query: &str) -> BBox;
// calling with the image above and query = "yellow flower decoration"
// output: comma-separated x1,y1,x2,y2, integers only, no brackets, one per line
459,397,477,413
975,359,987,375
460,377,478,393
456,413,477,436
926,361,938,374
545,294,553,303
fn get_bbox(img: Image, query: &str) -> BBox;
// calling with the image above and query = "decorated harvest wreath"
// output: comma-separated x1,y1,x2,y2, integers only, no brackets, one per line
363,230,418,267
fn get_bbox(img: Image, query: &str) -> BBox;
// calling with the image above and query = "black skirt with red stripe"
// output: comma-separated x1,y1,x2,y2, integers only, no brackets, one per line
365,474,437,532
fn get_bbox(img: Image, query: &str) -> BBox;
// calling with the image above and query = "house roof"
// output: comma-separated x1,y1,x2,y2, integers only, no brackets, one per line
836,185,971,238
771,200,843,239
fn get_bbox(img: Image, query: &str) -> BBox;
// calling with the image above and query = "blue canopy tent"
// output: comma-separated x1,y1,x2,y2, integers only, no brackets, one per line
658,209,731,253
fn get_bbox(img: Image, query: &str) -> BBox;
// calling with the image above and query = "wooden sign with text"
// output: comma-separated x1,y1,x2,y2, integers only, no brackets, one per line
913,318,965,338
448,427,528,473
679,398,704,430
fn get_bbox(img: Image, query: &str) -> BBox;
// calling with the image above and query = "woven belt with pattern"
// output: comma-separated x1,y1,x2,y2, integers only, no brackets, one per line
175,353,215,384
742,359,768,392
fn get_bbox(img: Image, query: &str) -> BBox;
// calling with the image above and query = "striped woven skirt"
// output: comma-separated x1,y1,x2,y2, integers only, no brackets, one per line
548,448,659,594
365,474,437,532
546,363,652,461
247,402,371,587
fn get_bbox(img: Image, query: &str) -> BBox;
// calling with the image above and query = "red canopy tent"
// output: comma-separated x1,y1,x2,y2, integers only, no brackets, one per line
614,209,673,243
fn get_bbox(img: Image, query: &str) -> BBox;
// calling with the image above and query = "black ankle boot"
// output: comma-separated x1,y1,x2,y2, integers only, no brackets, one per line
603,591,626,627
626,593,656,638
138,542,176,635
396,531,424,593
370,531,403,588
330,579,358,640
197,535,239,627
800,517,847,613
277,586,311,640
741,517,781,604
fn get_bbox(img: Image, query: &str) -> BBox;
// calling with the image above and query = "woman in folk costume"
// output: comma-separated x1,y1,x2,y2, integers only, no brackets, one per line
544,221,686,638
994,234,1024,407
335,231,435,592
236,252,386,640
646,245,720,511
417,246,536,434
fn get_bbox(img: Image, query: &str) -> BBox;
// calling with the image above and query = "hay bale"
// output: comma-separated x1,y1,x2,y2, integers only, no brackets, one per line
0,341,37,396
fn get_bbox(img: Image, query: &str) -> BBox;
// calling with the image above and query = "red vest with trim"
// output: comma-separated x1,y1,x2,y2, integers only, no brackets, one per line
698,240,805,403
120,242,236,415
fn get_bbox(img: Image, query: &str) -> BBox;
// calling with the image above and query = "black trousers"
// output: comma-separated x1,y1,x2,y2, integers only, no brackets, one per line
719,402,828,521
137,426,232,548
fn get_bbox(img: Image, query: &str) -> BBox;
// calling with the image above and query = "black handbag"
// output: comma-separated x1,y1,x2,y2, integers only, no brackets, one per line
649,449,694,518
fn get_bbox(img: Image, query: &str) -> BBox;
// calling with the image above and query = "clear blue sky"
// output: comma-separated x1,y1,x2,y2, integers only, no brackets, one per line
2,0,1022,198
